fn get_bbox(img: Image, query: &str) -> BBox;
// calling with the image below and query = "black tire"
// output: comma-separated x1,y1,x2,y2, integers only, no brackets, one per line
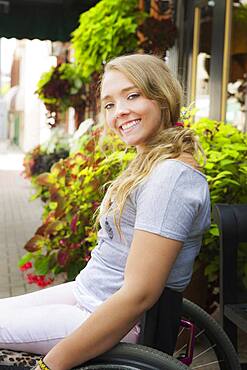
77,343,189,370
175,299,241,370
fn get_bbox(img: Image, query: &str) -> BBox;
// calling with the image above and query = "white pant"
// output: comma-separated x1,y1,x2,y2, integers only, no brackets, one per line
0,282,140,355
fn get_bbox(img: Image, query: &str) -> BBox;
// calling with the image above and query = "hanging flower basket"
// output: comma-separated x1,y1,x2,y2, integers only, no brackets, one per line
137,16,178,56
36,63,87,127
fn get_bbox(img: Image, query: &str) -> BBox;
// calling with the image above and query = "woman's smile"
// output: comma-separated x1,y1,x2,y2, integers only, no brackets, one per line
120,119,141,135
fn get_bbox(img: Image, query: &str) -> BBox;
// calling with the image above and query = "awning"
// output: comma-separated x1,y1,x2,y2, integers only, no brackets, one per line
0,0,100,41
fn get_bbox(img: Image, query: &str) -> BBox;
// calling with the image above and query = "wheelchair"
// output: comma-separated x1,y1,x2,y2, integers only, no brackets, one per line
80,288,241,370
0,289,241,370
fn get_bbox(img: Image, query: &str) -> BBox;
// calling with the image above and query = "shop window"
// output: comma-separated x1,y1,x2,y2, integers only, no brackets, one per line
191,4,214,121
226,0,247,132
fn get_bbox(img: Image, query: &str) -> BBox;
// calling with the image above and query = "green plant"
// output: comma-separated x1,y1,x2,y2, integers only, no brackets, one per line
36,63,87,125
233,3,247,26
20,118,247,293
71,0,145,78
19,128,135,285
191,118,247,292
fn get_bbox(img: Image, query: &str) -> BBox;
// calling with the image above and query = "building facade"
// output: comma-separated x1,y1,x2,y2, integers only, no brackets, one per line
171,0,247,130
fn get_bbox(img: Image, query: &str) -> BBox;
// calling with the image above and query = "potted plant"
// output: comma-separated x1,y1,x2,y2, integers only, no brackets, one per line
36,63,87,127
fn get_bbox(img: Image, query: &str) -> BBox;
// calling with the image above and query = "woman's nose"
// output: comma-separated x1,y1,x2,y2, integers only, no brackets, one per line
114,101,130,118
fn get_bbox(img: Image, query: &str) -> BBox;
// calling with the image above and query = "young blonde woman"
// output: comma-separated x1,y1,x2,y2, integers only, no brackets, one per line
0,54,210,370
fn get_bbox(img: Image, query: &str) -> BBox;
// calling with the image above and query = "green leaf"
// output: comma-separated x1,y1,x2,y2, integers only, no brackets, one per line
67,260,85,281
18,252,33,267
209,227,219,237
49,202,58,210
45,221,65,236
71,0,143,77
34,255,51,275
24,235,47,252
36,173,55,186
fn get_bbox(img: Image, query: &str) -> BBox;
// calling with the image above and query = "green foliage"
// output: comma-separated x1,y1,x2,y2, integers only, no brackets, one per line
20,127,135,283
36,63,87,114
20,118,247,292
233,3,247,25
191,118,247,290
71,0,145,78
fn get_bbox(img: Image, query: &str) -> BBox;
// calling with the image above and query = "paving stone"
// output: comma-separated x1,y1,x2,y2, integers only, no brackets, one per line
0,291,11,299
0,145,43,297
0,274,9,281
10,287,27,296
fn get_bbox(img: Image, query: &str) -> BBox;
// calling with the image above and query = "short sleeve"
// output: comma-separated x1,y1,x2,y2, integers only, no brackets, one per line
134,161,206,242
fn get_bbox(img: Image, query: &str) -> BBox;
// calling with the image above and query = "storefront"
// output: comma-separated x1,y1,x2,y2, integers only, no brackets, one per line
174,0,247,130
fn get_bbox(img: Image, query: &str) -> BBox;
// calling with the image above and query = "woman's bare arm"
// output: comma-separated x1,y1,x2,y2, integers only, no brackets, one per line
39,230,182,370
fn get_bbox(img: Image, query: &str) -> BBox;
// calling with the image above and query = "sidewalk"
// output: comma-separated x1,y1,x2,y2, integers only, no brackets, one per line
0,142,43,298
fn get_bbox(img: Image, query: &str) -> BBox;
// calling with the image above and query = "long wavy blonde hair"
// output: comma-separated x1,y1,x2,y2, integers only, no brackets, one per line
98,54,203,234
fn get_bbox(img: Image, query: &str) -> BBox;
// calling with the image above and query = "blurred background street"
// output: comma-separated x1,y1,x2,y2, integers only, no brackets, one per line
0,142,42,298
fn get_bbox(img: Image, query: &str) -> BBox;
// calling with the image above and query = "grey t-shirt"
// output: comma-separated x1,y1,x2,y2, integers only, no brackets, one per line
74,160,211,313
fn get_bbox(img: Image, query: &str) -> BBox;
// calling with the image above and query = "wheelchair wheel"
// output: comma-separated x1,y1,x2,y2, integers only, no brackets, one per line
175,299,241,370
79,343,188,369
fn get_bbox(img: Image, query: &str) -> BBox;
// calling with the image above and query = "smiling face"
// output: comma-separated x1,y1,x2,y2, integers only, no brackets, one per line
101,70,162,151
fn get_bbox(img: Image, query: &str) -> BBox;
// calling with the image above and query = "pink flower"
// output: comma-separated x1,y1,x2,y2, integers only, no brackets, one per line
174,121,184,127
59,239,67,246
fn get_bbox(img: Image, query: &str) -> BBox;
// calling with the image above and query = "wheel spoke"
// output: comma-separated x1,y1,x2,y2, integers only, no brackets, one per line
193,343,217,360
174,343,187,355
174,328,206,356
177,327,186,338
191,359,224,369
195,329,205,338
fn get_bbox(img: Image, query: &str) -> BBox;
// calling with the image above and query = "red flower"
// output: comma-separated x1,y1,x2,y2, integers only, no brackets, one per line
26,273,53,288
26,273,36,283
20,261,33,271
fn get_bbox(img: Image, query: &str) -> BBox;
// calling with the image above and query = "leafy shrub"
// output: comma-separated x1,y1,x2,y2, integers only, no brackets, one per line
71,0,145,78
19,127,135,284
20,119,247,293
191,118,247,292
36,63,87,124
36,150,69,175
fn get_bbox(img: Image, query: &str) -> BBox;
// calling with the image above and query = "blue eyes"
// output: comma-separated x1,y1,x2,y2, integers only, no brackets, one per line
104,92,140,110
